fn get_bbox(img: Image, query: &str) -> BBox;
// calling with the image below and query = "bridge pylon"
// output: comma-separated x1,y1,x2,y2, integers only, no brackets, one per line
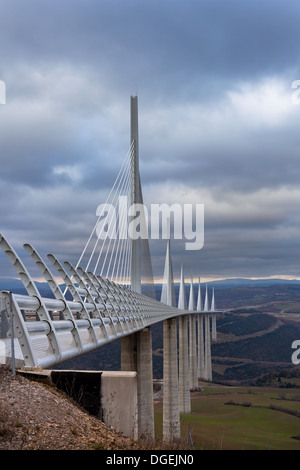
161,227,180,442
120,96,154,441
188,275,198,391
178,261,191,414
197,279,205,379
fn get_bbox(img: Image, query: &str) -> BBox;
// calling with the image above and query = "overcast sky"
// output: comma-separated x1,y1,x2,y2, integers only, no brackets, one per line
1,0,300,285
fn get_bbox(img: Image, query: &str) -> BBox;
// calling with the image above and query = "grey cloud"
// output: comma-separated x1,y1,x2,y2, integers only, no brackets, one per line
1,1,300,95
1,0,300,281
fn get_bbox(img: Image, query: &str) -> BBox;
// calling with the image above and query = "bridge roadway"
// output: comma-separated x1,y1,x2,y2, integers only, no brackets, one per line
1,282,194,369
0,234,218,443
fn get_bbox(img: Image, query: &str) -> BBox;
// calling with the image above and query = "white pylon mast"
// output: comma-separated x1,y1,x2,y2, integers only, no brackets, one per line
130,96,141,293
204,284,209,311
188,273,195,311
161,217,175,306
178,257,187,309
211,286,215,311
197,277,202,311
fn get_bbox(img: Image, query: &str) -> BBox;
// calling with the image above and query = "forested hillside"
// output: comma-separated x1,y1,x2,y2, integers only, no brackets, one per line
54,284,300,385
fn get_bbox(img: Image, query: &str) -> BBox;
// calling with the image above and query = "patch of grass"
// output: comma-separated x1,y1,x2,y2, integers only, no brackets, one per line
154,386,300,450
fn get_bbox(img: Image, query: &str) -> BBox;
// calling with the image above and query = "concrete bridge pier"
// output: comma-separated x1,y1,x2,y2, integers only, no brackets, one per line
189,314,198,390
204,313,212,381
163,317,180,442
178,315,191,414
121,330,154,441
212,313,217,341
197,314,205,379
136,327,154,440
121,334,137,371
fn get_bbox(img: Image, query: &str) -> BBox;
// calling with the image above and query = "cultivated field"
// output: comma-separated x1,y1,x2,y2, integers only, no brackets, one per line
154,383,300,450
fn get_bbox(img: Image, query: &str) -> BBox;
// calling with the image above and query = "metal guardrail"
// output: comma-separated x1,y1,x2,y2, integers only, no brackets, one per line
0,286,187,369
0,292,16,373
0,233,215,370
0,295,8,336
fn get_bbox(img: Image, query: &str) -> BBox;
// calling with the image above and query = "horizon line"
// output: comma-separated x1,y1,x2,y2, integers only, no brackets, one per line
1,274,300,285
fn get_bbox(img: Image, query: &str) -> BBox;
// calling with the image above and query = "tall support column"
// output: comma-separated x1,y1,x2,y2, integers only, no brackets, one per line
203,283,212,381
163,317,180,442
136,328,154,440
162,231,180,441
212,314,217,341
121,331,154,441
204,313,212,382
197,314,205,379
130,95,141,294
188,277,198,390
121,334,137,371
189,315,198,390
179,315,191,414
196,279,204,380
178,261,191,414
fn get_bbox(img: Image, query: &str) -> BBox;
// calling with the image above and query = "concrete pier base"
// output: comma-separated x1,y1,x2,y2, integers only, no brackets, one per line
189,314,198,390
121,334,137,371
101,371,138,439
136,328,154,440
18,369,138,439
204,313,212,381
178,315,191,414
163,317,180,442
212,313,217,340
121,330,154,441
197,314,205,379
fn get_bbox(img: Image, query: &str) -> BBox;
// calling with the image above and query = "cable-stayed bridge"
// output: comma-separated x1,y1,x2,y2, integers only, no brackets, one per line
0,97,221,442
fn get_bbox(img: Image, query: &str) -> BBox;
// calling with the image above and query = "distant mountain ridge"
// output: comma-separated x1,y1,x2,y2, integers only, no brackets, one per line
201,278,300,289
1,277,300,294
0,278,52,294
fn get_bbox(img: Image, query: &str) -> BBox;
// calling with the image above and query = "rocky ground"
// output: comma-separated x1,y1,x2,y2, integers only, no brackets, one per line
0,366,140,450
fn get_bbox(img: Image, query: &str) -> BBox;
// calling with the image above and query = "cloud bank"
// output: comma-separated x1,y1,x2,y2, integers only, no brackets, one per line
0,0,300,283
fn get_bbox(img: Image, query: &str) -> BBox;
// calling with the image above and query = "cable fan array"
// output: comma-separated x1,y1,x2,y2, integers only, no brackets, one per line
77,142,134,286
